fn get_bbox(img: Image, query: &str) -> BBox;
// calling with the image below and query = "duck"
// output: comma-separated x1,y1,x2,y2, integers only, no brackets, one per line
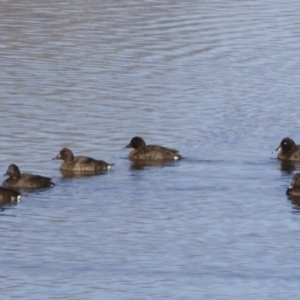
286,173,300,196
125,136,182,161
53,148,113,172
0,186,21,206
3,164,55,189
276,137,300,161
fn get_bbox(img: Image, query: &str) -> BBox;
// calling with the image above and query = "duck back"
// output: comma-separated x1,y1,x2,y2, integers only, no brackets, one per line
61,156,113,172
3,173,54,189
130,144,182,161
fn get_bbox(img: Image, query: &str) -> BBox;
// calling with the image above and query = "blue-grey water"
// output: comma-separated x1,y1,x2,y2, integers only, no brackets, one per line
1,0,300,299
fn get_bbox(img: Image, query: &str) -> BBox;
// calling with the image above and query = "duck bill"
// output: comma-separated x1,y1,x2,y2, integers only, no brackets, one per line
275,145,281,152
124,143,132,149
52,154,61,160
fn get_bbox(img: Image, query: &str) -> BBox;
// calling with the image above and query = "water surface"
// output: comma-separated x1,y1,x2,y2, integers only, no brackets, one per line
1,1,300,299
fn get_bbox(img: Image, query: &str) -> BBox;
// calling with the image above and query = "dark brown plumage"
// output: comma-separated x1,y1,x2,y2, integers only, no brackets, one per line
0,186,21,206
125,136,182,161
286,173,300,197
3,164,55,189
276,137,300,161
53,148,113,172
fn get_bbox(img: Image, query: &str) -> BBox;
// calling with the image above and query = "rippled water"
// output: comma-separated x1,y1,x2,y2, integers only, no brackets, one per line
1,0,300,299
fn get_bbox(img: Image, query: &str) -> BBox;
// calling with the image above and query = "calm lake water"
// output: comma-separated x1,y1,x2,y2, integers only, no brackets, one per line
1,0,300,299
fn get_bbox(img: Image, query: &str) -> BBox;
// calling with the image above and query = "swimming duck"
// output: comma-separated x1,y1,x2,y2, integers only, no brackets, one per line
276,137,300,161
3,164,55,189
125,136,182,161
53,148,113,172
286,173,300,196
0,186,21,206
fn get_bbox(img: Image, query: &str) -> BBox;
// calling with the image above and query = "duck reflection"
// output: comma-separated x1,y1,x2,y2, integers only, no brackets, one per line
279,161,296,173
59,169,108,178
288,196,300,211
130,160,179,170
